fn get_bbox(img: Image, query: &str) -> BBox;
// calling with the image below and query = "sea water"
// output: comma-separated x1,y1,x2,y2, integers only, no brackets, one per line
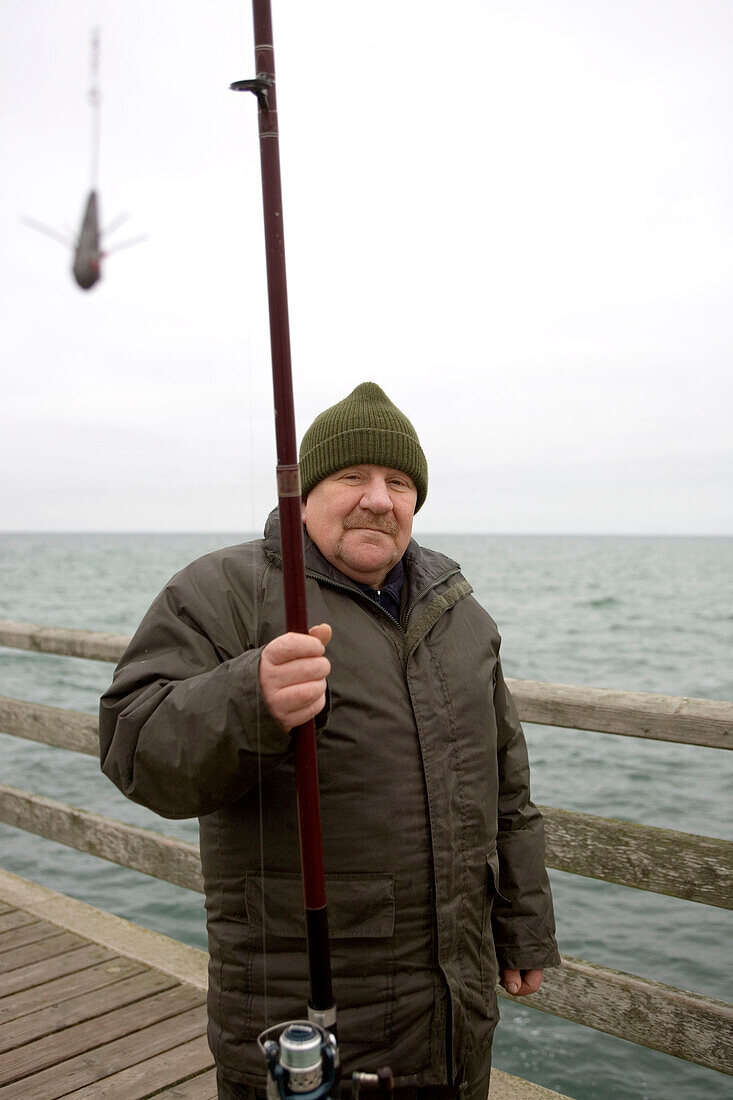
0,532,731,1099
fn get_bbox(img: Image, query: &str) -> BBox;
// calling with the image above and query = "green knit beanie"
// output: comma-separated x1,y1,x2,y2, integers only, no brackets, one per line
299,382,428,511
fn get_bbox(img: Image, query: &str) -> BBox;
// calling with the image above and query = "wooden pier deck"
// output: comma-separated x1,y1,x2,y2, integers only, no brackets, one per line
0,869,215,1099
0,870,567,1100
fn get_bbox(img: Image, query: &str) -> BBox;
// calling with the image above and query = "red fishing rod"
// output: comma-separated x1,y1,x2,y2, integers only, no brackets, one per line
231,9,395,1097
231,0,336,1052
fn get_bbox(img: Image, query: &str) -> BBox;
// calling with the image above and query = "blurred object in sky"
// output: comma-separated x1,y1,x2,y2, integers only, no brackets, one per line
21,27,145,291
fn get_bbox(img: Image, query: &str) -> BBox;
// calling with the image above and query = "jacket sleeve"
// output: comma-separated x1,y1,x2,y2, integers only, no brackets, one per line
491,659,561,971
99,573,293,820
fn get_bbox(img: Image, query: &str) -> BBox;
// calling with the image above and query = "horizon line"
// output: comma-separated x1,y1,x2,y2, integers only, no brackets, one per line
1,530,731,539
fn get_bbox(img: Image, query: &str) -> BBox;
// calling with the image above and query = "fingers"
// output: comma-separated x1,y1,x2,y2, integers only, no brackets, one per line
264,628,330,666
521,969,544,994
500,968,544,997
258,625,332,733
309,622,332,647
500,968,521,996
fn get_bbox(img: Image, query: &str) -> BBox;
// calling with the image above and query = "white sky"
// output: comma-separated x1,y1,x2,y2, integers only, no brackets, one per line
1,0,731,534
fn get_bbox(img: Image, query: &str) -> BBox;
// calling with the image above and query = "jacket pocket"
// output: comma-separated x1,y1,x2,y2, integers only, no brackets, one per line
236,872,396,1045
245,872,395,938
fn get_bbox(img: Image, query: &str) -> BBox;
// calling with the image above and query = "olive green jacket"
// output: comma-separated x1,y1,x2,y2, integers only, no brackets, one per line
99,513,559,1086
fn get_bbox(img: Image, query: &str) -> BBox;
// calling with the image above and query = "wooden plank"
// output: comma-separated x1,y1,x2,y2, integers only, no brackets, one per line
0,984,204,1084
507,677,731,749
0,697,97,756
0,620,129,663
0,957,145,1025
0,921,68,955
151,1066,219,1099
0,911,37,934
0,784,204,893
0,868,208,991
0,943,116,997
489,1071,572,1099
501,955,733,1075
0,932,88,975
0,1003,207,1099
57,1035,215,1099
0,969,178,1055
541,805,733,909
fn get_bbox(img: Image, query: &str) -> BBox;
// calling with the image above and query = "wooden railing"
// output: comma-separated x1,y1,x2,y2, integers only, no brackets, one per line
1,619,732,1079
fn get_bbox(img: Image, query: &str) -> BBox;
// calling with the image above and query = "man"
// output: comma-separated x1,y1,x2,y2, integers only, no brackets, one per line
99,382,560,1100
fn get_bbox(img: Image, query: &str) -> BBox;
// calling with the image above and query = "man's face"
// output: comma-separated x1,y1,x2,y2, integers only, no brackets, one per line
302,464,418,588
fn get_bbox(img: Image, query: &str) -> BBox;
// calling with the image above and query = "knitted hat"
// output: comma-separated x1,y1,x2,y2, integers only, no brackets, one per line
299,382,428,511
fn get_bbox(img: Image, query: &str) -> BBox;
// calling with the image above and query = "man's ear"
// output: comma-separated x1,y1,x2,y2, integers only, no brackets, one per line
301,495,308,523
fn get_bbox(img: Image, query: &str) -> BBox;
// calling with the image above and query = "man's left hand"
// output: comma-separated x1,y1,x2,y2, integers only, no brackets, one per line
500,968,543,997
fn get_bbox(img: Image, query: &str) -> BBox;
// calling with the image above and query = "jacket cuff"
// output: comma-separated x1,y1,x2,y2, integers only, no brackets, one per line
495,944,562,971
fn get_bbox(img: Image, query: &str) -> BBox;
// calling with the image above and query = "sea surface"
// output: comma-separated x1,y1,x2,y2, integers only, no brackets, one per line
0,532,731,1099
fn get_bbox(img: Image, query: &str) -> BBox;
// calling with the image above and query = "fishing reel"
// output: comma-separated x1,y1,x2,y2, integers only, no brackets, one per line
259,1021,338,1100
259,1021,394,1100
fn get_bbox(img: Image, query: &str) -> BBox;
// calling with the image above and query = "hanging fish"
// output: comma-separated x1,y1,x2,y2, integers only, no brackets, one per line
23,29,144,291
72,189,102,290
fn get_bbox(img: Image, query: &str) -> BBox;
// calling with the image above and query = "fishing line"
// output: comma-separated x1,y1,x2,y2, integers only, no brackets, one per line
239,0,271,1026
248,329,270,1031
88,26,101,192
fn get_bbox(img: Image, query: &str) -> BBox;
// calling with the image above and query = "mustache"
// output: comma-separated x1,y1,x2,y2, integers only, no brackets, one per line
342,510,399,537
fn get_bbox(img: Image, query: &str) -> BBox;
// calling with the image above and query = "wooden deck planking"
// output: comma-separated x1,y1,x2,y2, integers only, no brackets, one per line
150,1066,219,1099
0,898,215,1099
0,919,68,955
0,990,207,1085
0,941,120,998
58,1036,217,1099
0,1004,209,1098
0,930,91,975
0,956,147,1026
0,968,179,1054
0,910,39,934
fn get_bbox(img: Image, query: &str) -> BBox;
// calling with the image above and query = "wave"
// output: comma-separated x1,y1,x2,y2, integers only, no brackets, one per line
582,596,621,608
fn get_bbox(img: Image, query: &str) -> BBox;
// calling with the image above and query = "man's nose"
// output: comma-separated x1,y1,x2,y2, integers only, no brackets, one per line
359,477,393,513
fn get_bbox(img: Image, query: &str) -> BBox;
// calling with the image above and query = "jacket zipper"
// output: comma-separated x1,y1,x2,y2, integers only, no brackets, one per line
401,567,462,626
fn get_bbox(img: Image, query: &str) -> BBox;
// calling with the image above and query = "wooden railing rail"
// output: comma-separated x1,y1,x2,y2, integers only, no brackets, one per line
1,620,730,749
0,620,129,663
523,955,733,1076
540,805,731,909
0,782,203,892
0,781,729,1074
0,696,98,756
507,678,731,750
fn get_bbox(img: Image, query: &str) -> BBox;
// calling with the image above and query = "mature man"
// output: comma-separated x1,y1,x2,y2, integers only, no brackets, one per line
99,382,559,1100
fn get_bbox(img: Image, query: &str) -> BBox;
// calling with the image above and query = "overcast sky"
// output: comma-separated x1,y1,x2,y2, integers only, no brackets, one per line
1,0,731,534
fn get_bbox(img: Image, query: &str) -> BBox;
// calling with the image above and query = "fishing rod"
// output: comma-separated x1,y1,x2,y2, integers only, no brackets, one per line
232,10,395,1097
231,2,338,1096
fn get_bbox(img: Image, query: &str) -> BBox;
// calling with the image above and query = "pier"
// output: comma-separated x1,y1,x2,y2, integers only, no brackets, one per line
0,869,213,1098
0,620,731,1096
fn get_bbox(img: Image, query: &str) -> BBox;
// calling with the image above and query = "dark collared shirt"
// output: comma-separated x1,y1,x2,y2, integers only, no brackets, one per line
355,558,404,623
